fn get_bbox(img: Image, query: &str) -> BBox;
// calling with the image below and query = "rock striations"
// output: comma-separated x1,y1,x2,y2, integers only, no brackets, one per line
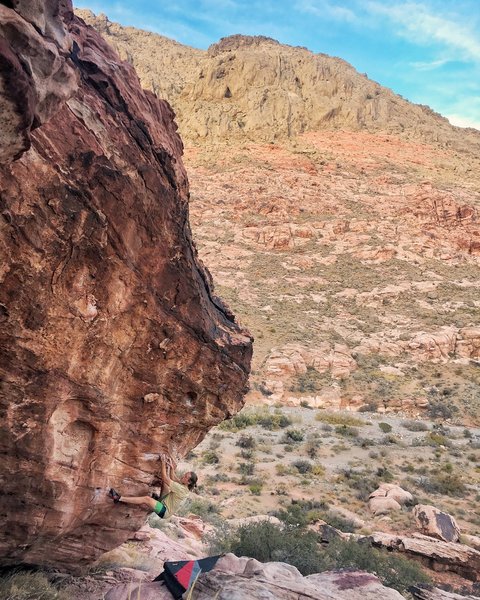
0,1,252,571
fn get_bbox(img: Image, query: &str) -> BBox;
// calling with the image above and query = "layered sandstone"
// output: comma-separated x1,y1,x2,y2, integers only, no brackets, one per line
0,1,252,571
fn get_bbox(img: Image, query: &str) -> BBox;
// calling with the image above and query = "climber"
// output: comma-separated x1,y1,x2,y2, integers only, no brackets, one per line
108,454,197,519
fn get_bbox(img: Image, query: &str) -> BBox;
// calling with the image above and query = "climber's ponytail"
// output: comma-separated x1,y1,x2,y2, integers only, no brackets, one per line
187,471,198,491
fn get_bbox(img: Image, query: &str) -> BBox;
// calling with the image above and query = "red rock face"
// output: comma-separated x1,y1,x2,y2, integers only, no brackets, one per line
0,4,252,571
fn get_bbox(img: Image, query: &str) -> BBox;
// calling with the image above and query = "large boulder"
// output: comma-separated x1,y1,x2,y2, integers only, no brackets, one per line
0,1,77,162
369,532,480,582
413,505,461,543
368,496,402,516
368,483,412,514
105,553,405,599
0,2,252,571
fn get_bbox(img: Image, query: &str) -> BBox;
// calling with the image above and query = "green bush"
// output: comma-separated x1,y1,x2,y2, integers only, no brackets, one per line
401,420,429,432
282,428,304,443
426,432,451,447
358,402,379,413
292,459,312,474
249,482,263,495
378,422,392,433
202,450,220,464
238,462,255,476
0,571,68,600
220,408,293,431
207,522,430,593
290,366,327,393
335,425,359,438
257,412,292,430
316,412,365,427
427,399,458,420
219,411,256,431
177,497,220,522
236,434,256,449
417,472,466,497
239,448,254,459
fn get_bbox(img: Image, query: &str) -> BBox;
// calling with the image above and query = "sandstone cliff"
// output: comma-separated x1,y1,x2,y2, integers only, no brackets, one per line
76,11,480,154
0,1,252,571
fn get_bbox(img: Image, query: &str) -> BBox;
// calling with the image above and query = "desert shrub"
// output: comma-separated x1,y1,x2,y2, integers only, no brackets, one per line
417,472,466,497
275,463,292,476
311,464,325,476
282,428,304,443
239,448,254,459
177,497,220,522
320,537,430,593
378,422,392,433
276,500,328,528
238,462,255,477
274,483,289,495
305,441,319,459
236,434,256,449
209,521,322,573
0,571,68,600
358,402,379,413
208,522,430,592
249,482,263,495
427,398,458,420
426,432,451,447
258,383,273,397
383,433,401,445
300,400,312,409
202,450,220,464
335,425,359,438
219,411,256,431
340,467,392,501
401,420,429,432
375,466,394,482
219,408,293,431
292,459,312,474
257,412,292,430
316,412,365,427
205,472,230,483
323,512,358,533
290,366,327,393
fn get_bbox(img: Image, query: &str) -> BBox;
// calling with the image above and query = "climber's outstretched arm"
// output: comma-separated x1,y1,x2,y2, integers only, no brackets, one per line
159,457,172,494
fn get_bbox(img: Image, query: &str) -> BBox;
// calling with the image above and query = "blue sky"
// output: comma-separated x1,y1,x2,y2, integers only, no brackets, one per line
75,0,480,130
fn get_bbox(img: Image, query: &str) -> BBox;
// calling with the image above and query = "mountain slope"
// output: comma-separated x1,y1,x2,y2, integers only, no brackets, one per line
76,10,480,153
77,10,480,424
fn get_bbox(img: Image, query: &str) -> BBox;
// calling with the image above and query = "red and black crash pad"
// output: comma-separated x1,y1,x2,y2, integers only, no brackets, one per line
153,555,222,598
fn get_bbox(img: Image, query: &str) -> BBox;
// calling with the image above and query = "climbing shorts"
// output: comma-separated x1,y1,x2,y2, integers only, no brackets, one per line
154,500,167,518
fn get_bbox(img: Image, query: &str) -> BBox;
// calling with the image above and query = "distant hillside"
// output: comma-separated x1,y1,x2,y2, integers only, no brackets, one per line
77,10,480,153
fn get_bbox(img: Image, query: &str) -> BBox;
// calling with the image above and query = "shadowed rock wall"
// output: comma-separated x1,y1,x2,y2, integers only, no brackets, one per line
0,2,252,571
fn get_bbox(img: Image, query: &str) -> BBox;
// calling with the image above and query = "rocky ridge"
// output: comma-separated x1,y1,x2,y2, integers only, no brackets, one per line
76,10,480,154
0,0,252,570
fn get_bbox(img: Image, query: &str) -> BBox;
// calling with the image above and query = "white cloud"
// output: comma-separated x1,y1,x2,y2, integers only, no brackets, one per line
367,2,480,63
295,0,358,23
446,114,480,130
410,58,448,71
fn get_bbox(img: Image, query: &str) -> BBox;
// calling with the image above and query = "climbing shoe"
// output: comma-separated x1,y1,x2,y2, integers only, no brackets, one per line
108,488,121,503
